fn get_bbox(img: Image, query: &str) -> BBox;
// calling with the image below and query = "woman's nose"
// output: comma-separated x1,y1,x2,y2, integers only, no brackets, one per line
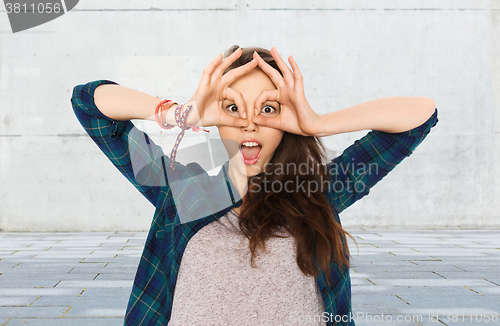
242,105,257,132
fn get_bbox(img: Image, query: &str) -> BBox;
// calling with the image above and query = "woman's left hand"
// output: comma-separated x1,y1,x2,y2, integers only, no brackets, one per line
251,47,320,136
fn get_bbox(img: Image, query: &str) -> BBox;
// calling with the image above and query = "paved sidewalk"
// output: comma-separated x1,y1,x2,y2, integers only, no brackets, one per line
0,229,498,326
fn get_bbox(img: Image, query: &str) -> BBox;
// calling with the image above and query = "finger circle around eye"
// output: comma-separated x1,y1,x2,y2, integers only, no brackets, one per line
276,90,280,103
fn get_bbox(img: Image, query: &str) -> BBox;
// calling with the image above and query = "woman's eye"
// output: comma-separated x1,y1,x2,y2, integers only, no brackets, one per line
224,104,239,116
227,104,238,112
261,105,278,116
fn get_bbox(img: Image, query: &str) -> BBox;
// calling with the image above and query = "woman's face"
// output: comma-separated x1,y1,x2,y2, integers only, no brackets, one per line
218,68,284,178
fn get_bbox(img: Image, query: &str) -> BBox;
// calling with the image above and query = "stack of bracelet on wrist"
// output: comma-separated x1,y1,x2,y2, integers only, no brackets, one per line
154,97,209,170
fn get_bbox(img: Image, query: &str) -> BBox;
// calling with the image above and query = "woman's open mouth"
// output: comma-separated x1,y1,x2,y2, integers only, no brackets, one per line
239,139,262,165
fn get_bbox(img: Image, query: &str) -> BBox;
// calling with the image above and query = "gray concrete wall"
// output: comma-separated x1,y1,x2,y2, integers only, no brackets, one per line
1,0,499,231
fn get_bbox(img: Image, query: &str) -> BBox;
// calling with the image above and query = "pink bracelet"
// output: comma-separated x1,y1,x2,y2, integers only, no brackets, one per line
155,98,176,134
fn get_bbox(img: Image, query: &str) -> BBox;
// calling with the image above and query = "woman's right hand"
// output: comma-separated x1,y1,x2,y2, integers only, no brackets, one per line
184,48,258,128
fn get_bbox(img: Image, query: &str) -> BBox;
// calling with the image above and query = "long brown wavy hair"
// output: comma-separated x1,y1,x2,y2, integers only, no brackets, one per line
222,45,356,286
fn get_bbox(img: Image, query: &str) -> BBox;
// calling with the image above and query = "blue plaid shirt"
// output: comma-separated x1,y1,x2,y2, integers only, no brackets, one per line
71,79,438,326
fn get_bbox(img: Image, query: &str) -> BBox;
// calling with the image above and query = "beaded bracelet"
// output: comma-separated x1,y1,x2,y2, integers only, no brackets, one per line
154,98,209,170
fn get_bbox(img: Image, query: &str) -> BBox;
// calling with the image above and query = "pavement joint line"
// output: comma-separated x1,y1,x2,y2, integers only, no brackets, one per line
391,240,399,244
45,247,52,251
472,241,482,245
428,256,442,261
29,296,41,306
26,244,32,247
454,244,465,248
356,236,364,240
53,280,62,287
373,233,383,237
78,287,86,297
432,271,446,279
394,294,410,305
93,273,100,280
484,278,500,286
12,263,22,268
410,247,420,252
61,306,72,318
464,286,483,296
104,262,109,268
11,250,19,255
427,316,440,324
78,260,104,264
453,265,466,271
367,243,378,248
437,318,448,325
67,267,75,273
388,252,397,256
365,278,376,285
1,318,11,326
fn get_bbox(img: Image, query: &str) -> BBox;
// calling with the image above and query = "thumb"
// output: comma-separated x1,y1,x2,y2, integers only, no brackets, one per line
219,114,249,128
251,115,282,129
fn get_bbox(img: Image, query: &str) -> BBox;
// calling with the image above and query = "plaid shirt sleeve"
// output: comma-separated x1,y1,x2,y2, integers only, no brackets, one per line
329,108,439,213
70,79,166,207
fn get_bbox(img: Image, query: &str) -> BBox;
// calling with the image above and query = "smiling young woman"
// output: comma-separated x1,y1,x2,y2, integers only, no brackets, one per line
71,45,438,326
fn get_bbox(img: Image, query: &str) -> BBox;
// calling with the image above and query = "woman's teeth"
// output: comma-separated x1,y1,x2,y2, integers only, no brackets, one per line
241,142,259,147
